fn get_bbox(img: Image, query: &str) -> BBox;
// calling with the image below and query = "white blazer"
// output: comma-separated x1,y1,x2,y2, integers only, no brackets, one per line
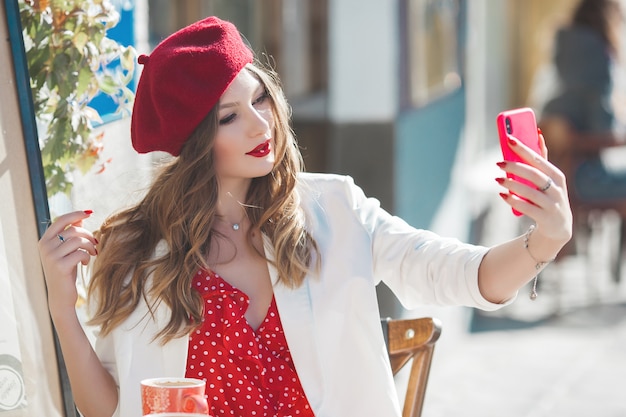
91,173,509,417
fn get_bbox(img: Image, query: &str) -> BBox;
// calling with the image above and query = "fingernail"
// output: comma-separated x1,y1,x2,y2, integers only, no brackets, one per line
499,192,509,200
496,161,506,168
94,238,99,244
537,127,543,136
495,177,505,184
84,210,93,215
508,137,517,146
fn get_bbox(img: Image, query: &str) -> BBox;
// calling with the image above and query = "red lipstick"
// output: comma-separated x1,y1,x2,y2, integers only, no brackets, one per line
246,140,271,157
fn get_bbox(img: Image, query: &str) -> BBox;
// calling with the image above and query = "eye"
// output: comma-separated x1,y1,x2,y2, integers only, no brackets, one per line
253,91,269,106
219,113,236,125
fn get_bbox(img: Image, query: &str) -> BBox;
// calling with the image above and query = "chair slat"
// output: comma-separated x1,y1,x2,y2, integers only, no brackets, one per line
382,317,442,417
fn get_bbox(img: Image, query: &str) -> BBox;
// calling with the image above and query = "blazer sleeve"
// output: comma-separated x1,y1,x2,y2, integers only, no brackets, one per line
341,175,511,311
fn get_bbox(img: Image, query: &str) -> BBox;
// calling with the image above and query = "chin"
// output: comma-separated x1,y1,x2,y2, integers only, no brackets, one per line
253,166,275,179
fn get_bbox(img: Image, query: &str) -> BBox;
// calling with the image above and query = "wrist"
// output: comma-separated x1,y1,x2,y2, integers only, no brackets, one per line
524,225,558,300
48,300,80,327
525,225,561,263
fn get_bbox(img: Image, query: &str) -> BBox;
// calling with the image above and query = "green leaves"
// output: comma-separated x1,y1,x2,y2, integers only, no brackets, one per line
20,0,136,197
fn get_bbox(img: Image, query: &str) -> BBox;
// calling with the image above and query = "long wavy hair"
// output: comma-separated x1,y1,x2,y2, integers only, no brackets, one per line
87,61,319,343
572,0,623,54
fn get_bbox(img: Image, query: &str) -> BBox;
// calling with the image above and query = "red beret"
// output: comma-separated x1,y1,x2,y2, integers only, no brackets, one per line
131,16,254,156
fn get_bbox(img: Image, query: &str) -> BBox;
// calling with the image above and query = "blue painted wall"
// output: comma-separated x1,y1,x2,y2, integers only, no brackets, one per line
89,6,137,123
395,88,465,228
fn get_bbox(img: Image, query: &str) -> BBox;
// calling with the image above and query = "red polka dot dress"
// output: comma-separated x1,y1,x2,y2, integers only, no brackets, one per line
186,268,315,417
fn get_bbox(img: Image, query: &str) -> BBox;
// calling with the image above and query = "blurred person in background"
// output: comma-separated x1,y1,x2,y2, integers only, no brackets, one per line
540,0,626,202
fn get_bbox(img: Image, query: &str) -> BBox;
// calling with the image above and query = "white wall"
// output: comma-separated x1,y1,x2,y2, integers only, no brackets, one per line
464,0,512,155
281,0,311,98
327,0,397,122
66,118,157,233
440,0,520,245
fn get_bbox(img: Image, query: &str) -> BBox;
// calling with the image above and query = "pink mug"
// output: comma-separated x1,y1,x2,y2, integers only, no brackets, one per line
141,377,208,415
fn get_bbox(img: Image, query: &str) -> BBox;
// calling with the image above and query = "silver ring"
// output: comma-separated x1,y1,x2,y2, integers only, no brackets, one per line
539,178,553,192
57,234,65,243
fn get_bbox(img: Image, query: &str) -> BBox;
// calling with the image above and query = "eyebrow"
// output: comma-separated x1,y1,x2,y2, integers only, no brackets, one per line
219,84,265,110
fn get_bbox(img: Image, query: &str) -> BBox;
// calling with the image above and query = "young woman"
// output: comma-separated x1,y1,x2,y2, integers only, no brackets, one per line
38,16,572,417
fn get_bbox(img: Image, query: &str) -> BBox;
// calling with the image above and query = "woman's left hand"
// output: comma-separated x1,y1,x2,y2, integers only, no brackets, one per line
496,132,573,248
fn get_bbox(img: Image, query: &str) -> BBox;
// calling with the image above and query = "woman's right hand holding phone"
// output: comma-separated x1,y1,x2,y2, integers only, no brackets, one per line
496,134,572,243
481,132,573,304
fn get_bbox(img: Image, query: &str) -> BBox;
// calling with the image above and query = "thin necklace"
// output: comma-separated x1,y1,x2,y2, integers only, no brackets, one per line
219,210,246,231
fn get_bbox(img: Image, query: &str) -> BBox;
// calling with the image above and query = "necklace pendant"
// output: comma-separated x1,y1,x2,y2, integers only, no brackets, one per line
232,223,240,231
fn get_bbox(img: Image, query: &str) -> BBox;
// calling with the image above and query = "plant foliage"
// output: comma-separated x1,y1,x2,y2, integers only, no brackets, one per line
19,0,136,197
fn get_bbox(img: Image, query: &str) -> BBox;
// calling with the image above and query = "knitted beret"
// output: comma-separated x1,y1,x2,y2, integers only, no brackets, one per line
131,16,254,156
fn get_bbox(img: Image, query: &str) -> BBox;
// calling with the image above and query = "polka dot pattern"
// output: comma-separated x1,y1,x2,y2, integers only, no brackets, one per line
186,268,314,416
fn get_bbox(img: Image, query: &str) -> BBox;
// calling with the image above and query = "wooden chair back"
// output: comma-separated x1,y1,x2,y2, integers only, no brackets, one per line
382,317,442,417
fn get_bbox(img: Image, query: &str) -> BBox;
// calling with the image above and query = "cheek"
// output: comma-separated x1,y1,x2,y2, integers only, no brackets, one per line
212,139,226,161
212,135,237,170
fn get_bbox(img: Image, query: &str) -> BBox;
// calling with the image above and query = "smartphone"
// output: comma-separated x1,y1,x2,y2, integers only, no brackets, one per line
496,107,542,216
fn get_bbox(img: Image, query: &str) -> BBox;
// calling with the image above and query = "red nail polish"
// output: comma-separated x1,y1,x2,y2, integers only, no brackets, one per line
499,192,509,200
537,127,543,136
84,210,93,215
508,137,517,146
496,161,506,168
495,178,505,184
94,238,99,244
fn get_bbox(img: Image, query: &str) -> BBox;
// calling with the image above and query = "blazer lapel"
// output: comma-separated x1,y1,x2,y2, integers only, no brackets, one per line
264,235,324,410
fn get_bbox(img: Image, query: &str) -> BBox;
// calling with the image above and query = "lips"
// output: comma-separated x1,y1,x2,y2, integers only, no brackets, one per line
246,140,271,157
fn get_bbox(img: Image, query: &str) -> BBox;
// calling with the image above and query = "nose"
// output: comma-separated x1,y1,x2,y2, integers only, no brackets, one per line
246,105,272,137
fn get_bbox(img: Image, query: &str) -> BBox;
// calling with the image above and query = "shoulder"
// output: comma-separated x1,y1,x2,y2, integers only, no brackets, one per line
296,172,356,188
296,172,362,198
296,172,366,209
295,173,387,233
556,26,609,57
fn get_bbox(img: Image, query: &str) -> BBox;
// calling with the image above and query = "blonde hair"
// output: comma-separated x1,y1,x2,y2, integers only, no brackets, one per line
87,62,318,343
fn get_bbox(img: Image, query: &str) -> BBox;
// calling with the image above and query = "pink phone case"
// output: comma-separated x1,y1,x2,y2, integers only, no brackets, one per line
496,107,542,216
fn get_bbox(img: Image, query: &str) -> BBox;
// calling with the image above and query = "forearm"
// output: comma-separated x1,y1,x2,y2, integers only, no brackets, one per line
477,227,563,304
573,131,624,153
39,210,117,416
51,309,118,417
